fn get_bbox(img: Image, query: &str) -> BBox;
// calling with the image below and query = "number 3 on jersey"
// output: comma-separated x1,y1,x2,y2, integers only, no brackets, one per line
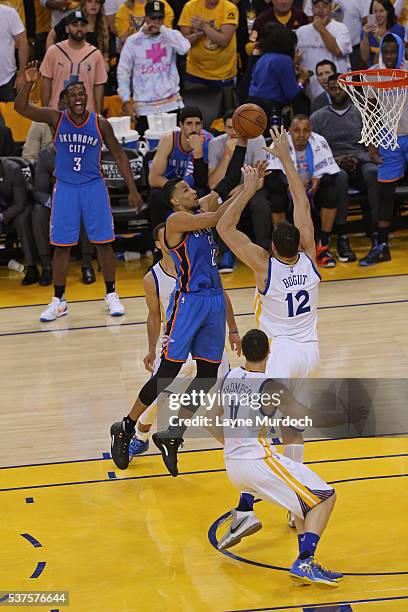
286,290,310,317
73,157,82,172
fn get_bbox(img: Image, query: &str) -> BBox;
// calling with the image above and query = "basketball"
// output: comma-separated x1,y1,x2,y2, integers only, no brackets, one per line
232,104,268,139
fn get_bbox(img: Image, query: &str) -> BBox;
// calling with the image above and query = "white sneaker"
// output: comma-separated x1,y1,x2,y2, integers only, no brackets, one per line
105,292,125,316
218,509,262,550
40,297,68,322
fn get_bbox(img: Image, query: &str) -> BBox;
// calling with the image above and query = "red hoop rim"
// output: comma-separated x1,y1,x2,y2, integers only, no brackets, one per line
338,68,408,89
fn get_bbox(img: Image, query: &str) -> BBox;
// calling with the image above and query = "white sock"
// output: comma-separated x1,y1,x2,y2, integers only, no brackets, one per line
283,443,304,464
135,423,150,442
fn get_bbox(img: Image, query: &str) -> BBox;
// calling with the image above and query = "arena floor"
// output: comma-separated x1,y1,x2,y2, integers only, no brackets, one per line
0,230,407,612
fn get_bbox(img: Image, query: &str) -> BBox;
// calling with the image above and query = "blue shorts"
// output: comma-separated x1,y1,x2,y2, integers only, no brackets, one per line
50,179,114,246
162,290,226,363
378,135,408,182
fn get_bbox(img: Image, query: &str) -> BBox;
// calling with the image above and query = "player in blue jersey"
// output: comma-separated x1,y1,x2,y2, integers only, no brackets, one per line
14,61,143,321
110,140,267,476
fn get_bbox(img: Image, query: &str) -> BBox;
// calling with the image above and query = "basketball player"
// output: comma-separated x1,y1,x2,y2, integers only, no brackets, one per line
128,222,240,456
217,127,320,546
110,136,260,475
14,61,143,321
218,329,343,587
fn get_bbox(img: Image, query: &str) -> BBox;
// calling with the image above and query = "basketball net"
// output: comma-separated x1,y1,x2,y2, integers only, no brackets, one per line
338,69,408,150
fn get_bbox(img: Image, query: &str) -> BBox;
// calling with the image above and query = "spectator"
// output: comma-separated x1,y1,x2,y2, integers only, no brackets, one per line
360,0,404,66
147,106,213,235
310,58,336,113
41,0,79,29
0,4,29,102
311,73,381,262
179,0,238,91
208,108,267,272
252,115,341,267
40,10,108,113
251,0,308,42
296,0,352,98
34,0,52,61
0,157,38,284
104,0,122,33
117,1,190,135
304,0,371,68
46,0,110,69
115,0,174,44
22,89,67,164
32,143,96,285
360,33,407,265
247,22,310,119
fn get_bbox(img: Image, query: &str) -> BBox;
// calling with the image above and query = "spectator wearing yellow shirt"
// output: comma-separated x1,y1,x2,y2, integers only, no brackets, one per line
178,0,238,87
0,0,25,25
115,0,174,44
34,0,52,60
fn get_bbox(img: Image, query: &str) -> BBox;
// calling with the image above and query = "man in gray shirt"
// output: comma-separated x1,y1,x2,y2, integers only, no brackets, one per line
208,108,267,273
311,73,379,262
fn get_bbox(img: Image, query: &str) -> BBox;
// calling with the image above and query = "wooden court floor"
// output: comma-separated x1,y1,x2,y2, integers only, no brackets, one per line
0,248,407,611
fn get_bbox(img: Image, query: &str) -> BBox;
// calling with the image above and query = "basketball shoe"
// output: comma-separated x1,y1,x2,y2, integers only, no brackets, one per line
40,297,68,322
218,509,262,550
290,557,340,587
105,292,125,316
110,422,133,470
152,432,183,476
316,244,336,268
359,242,391,266
129,437,149,457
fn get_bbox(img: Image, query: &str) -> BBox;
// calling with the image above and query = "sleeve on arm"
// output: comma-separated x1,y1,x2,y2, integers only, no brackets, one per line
39,48,54,78
9,9,25,37
336,24,353,55
94,51,108,84
280,56,301,101
222,2,238,26
117,41,133,101
177,3,192,28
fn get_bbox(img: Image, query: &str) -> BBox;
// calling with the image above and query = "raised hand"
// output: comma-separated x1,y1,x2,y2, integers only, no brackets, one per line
24,61,40,83
242,164,260,194
263,126,291,162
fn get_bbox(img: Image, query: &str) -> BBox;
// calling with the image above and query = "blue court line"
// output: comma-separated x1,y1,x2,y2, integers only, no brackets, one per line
0,467,406,495
1,297,407,338
30,561,46,579
1,272,407,311
21,533,42,548
0,435,407,471
225,595,408,612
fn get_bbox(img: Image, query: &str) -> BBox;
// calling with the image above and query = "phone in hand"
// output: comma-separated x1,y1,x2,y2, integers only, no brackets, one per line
367,14,376,27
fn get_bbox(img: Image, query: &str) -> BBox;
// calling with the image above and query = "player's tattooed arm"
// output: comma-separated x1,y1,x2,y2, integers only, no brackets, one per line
224,290,241,356
143,272,162,373
99,116,143,209
264,127,315,262
14,61,60,131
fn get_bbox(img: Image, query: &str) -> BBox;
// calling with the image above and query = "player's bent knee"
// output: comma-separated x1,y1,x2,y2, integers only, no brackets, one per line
139,357,183,406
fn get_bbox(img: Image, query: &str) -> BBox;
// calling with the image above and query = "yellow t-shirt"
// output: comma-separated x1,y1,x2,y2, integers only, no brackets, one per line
0,0,25,25
34,0,51,34
115,0,174,39
178,0,238,81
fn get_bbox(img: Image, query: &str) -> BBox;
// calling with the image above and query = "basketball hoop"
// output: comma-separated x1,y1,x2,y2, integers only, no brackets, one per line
338,69,408,150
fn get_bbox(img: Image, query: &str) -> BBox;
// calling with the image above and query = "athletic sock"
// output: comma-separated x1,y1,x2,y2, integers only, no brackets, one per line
319,231,330,247
54,285,65,300
105,280,115,294
123,415,136,435
298,534,304,554
283,444,304,464
236,492,254,512
299,532,320,559
135,422,149,442
377,227,390,245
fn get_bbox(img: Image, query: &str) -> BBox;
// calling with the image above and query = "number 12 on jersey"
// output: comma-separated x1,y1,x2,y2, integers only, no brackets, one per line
285,290,310,317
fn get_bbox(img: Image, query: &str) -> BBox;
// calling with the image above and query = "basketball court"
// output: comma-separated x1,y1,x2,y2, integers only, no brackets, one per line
1,228,407,611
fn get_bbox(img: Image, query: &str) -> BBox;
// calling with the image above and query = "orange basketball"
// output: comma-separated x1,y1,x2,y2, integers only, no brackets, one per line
232,104,268,139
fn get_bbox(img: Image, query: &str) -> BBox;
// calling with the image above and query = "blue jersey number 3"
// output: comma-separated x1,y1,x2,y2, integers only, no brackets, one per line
285,290,310,317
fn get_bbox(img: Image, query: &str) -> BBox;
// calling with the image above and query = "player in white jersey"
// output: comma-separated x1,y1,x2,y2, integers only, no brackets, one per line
128,222,239,456
217,127,319,539
217,329,342,587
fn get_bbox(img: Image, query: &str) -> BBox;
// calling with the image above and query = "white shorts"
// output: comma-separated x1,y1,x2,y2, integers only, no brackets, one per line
266,338,320,379
226,452,334,519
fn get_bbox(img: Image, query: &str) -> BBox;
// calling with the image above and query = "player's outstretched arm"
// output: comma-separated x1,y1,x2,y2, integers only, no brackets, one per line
14,61,60,129
217,165,269,275
264,127,316,262
143,272,162,373
99,116,143,210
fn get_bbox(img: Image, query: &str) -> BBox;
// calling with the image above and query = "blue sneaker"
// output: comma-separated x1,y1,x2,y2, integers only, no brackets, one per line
359,242,391,266
129,437,149,457
289,557,339,587
218,250,236,274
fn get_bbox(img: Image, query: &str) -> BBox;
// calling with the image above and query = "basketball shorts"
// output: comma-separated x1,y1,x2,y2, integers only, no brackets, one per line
226,452,334,519
378,135,408,182
162,290,226,363
266,338,320,431
50,179,114,246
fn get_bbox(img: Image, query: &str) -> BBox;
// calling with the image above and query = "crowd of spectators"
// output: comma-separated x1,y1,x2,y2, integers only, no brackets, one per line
1,0,407,284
